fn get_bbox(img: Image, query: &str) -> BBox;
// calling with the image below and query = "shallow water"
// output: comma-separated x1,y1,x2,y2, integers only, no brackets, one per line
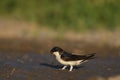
0,52,120,80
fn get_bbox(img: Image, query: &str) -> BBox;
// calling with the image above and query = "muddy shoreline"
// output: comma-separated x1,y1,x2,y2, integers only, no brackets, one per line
0,52,120,80
0,39,120,80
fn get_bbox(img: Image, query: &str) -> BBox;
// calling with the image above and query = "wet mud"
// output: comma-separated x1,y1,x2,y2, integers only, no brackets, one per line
0,53,120,80
0,39,120,80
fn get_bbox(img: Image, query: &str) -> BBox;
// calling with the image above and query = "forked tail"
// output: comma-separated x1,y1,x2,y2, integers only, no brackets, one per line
86,53,96,60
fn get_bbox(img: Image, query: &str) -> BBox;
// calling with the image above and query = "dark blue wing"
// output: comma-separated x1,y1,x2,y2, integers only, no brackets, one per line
61,52,95,61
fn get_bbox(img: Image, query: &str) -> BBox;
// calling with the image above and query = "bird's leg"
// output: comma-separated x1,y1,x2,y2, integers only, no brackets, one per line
62,66,67,70
69,65,73,71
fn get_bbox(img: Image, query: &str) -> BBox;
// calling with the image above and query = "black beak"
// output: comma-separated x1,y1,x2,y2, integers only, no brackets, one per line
50,50,53,54
50,48,54,54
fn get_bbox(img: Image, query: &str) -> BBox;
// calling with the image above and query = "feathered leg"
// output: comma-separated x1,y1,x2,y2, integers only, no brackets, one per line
62,66,67,70
69,65,73,71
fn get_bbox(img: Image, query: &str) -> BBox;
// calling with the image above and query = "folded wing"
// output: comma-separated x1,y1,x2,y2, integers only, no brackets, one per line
61,52,96,61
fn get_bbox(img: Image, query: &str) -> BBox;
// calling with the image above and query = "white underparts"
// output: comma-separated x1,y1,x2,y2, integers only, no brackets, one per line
53,52,83,71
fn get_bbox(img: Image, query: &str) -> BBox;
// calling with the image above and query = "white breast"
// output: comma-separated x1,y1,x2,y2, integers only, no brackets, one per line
53,52,82,66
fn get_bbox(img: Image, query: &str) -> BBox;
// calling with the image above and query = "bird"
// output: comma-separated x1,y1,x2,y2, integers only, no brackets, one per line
50,46,96,71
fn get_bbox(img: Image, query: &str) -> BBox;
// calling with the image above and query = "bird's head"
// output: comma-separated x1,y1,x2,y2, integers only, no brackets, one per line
50,46,64,55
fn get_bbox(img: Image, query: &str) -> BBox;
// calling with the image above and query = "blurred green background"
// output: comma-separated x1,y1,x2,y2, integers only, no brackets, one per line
0,0,120,31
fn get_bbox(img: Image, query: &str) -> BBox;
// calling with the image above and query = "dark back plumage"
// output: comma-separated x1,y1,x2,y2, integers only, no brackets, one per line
61,52,96,61
50,46,96,61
